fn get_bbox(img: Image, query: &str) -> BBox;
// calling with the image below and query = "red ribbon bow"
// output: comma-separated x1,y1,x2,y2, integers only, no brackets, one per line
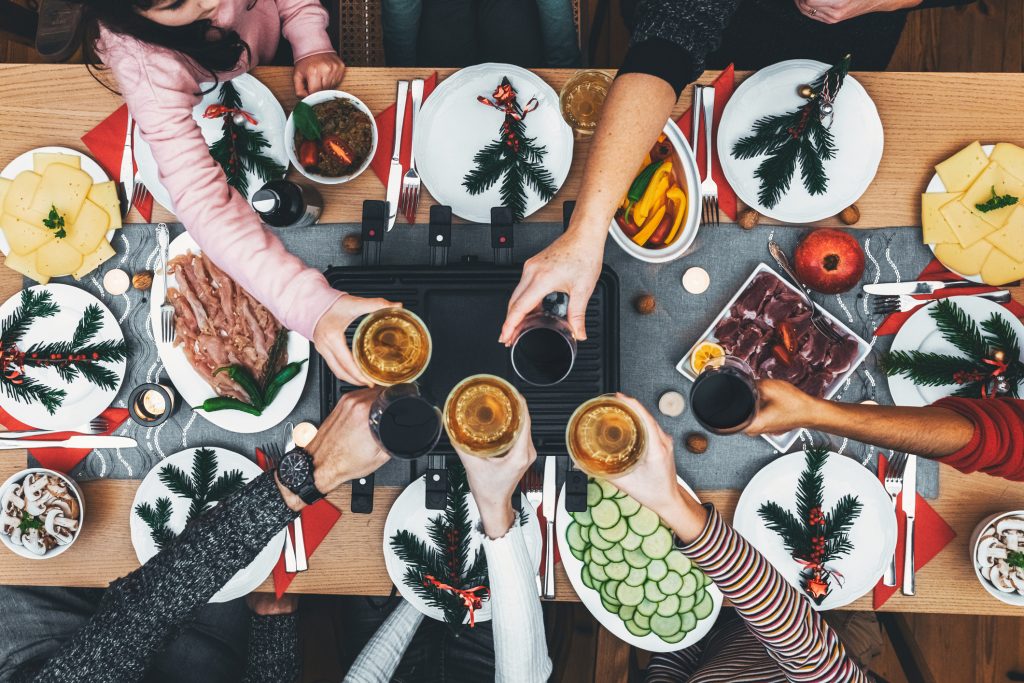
202,104,259,126
423,574,490,628
981,355,1009,398
476,82,539,122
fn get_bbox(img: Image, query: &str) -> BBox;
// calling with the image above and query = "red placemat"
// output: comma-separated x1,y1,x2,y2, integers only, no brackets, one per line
677,64,737,222
369,72,440,199
0,406,130,474
81,104,154,221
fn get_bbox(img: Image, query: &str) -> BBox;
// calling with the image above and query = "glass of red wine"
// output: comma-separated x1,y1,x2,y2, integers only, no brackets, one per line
690,356,759,435
510,292,577,387
369,383,443,459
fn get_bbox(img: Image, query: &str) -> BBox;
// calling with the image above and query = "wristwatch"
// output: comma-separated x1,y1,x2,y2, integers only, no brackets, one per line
276,446,324,505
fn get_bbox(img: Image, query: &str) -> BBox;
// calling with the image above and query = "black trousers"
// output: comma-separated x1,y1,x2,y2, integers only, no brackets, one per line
417,0,547,68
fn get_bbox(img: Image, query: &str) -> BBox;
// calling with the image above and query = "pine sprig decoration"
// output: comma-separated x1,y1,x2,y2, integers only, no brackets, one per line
0,289,59,348
207,80,286,197
135,498,175,551
732,55,850,209
156,447,247,528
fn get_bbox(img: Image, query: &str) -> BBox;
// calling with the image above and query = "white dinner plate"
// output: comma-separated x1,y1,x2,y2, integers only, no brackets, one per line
555,477,724,652
0,284,125,430
734,450,897,611
134,73,287,213
413,63,574,223
888,296,1024,407
130,447,285,603
0,146,112,256
718,60,884,224
149,232,310,434
382,474,543,624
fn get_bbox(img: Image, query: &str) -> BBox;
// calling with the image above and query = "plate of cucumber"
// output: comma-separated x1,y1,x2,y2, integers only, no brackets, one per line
556,477,723,651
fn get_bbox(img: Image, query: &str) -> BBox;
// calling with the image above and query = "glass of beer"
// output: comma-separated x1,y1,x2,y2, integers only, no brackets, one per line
352,308,431,386
510,292,577,387
566,395,647,478
690,355,759,435
370,383,443,459
444,374,525,458
559,69,613,136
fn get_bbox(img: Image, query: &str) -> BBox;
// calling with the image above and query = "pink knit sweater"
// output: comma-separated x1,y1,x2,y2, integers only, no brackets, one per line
96,0,342,339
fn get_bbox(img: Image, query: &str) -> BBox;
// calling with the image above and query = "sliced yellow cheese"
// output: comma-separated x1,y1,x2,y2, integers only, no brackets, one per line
66,199,108,254
990,143,1024,182
3,250,50,285
934,240,994,277
73,240,115,280
36,239,83,277
29,163,92,226
0,178,9,210
935,141,989,193
3,171,45,224
981,247,1024,286
959,162,1024,228
921,192,960,244
32,152,81,174
87,181,121,230
985,205,1024,261
941,198,998,247
0,213,54,255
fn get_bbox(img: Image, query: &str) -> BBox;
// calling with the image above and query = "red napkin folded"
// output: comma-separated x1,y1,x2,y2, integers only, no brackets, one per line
0,406,130,474
872,453,956,609
677,64,737,222
255,448,342,598
875,259,1024,337
81,104,154,221
369,72,440,209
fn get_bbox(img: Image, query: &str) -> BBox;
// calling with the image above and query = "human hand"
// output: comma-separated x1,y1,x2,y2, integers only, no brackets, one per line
246,593,298,616
455,405,536,539
743,379,818,436
313,294,401,386
499,231,604,344
307,388,390,494
293,52,346,97
794,0,920,24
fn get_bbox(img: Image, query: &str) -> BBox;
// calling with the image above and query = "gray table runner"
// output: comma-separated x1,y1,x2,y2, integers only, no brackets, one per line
44,220,940,497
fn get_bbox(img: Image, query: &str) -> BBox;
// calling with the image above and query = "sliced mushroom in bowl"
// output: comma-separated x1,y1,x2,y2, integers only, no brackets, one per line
971,511,1024,606
0,468,84,560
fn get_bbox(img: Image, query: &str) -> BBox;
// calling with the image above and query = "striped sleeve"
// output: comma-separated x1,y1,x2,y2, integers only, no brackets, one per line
681,506,869,683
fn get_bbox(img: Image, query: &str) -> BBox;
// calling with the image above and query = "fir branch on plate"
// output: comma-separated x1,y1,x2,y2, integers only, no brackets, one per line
757,500,809,559
135,497,176,551
0,375,65,415
880,351,989,387
157,447,247,528
795,447,827,524
982,312,1022,361
208,81,286,197
0,289,59,349
931,298,988,358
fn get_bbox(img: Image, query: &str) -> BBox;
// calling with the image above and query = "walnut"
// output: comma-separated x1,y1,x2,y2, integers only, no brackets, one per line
684,432,708,454
633,294,656,315
342,233,363,255
132,270,153,291
738,209,761,230
839,204,860,225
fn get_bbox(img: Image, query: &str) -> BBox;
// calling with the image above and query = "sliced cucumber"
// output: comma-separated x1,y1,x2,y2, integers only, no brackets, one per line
569,545,585,562
679,572,698,598
680,611,697,632
624,548,652,569
567,523,586,553
601,580,621,605
581,565,594,590
624,566,647,587
573,507,593,527
590,529,613,550
580,525,591,544
693,592,713,620
636,599,658,617
583,547,592,565
597,479,618,499
590,562,608,583
643,581,665,603
591,499,621,529
649,613,682,638
658,571,683,596
616,581,645,607
646,558,668,582
613,488,628,500
590,547,609,566
620,531,642,551
702,572,712,588
656,594,680,616
600,595,619,615
692,588,707,608
676,595,695,613
627,508,660,536
599,518,628,543
586,482,602,507
666,552,692,576
618,604,636,622
605,544,624,563
640,527,672,559
660,630,687,644
616,496,641,517
624,619,651,637
605,561,629,581
634,611,651,629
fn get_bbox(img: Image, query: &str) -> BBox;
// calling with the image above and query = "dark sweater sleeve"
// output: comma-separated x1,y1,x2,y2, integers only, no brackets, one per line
243,614,301,683
619,0,742,96
931,397,1024,481
30,473,298,682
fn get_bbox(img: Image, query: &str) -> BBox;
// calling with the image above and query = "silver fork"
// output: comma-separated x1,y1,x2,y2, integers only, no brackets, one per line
698,85,719,227
882,452,908,587
399,78,424,223
157,224,175,344
522,467,544,597
768,240,845,343
872,290,1011,315
131,171,150,211
2,416,110,439
261,442,298,574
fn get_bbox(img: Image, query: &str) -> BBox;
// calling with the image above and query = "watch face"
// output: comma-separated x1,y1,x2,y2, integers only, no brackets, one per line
278,450,311,489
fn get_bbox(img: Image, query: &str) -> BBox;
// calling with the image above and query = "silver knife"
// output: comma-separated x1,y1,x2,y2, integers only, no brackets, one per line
0,435,137,450
901,453,917,596
285,428,308,572
120,112,135,216
863,280,976,296
541,455,557,600
386,81,410,231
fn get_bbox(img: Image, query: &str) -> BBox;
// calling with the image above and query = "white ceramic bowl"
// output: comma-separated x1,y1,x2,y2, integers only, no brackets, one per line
285,90,378,185
0,468,85,560
970,510,1024,607
608,119,702,264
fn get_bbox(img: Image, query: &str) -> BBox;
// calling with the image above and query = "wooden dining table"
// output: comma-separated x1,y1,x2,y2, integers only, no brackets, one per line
1,64,1024,625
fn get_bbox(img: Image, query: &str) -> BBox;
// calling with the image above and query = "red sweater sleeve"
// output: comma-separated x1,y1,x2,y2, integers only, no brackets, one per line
931,397,1024,481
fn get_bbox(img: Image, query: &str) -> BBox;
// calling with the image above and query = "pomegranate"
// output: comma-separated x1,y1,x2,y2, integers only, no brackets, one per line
793,228,865,294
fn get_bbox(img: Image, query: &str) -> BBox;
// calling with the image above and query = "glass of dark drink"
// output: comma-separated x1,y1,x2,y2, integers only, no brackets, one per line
369,383,443,459
510,292,577,387
689,356,759,435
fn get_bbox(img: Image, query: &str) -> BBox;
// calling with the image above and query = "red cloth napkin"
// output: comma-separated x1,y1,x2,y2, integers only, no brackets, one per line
369,72,440,206
872,453,956,609
875,258,1024,336
255,448,342,598
677,64,737,222
81,104,154,221
0,406,130,473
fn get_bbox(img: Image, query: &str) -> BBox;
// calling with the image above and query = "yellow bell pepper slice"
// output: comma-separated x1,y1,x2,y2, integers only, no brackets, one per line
633,164,671,227
662,187,687,245
631,203,667,246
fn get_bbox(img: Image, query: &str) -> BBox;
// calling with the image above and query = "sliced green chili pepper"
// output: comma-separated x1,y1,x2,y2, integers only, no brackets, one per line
626,161,663,204
214,365,265,410
200,396,263,416
263,359,308,406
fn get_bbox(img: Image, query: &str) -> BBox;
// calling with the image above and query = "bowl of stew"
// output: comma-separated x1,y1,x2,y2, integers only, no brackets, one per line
286,90,378,184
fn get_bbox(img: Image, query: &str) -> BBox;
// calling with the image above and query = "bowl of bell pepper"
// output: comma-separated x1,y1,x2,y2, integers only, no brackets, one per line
609,120,701,263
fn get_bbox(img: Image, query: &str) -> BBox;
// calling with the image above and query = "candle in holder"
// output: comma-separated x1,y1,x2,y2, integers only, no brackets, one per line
128,383,177,427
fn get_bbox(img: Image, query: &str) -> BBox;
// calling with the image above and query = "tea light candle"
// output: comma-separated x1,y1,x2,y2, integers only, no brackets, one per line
128,383,177,427
292,422,318,448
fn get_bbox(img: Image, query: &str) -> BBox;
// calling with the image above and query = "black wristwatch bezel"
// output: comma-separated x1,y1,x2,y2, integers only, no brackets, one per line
276,446,324,505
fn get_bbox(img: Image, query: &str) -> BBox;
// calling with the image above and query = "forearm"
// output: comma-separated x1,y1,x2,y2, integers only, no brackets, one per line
344,600,423,683
808,400,974,458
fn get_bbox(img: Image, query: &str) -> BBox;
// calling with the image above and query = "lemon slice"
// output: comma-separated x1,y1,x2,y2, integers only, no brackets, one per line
690,341,725,374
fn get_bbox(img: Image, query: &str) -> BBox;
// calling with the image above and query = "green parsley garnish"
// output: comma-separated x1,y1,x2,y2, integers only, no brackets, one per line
1009,550,1024,570
975,186,1019,213
18,514,43,533
42,205,67,239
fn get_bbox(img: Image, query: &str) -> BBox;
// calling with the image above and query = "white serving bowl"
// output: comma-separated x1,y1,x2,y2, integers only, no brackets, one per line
970,510,1024,607
0,468,85,560
608,119,702,264
285,90,378,185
